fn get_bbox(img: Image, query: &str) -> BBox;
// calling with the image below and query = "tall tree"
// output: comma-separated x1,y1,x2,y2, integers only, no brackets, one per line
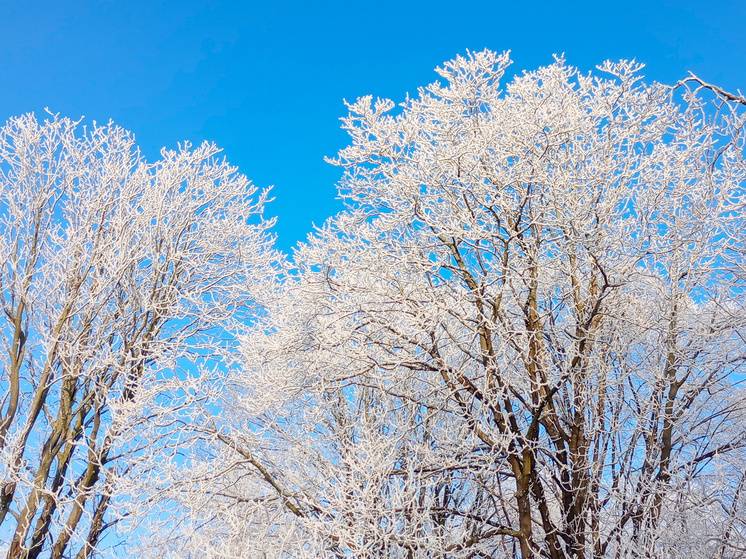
0,114,276,558
178,52,746,558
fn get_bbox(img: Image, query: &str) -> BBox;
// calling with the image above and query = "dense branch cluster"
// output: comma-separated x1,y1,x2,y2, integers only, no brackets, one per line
0,115,276,558
1,51,745,558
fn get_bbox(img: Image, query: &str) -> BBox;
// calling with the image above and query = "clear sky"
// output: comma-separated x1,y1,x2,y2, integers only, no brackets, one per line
1,0,743,250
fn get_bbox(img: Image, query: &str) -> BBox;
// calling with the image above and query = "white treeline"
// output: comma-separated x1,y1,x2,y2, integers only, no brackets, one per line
1,51,745,559
0,115,277,558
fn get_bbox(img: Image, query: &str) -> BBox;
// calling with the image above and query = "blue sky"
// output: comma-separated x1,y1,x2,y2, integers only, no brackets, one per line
1,0,743,250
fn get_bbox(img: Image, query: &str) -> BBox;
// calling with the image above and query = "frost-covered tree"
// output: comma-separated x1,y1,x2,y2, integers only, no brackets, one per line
0,114,277,558
178,51,746,558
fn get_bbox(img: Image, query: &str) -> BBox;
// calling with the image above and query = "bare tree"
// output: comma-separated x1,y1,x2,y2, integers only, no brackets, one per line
178,52,746,558
0,113,277,558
